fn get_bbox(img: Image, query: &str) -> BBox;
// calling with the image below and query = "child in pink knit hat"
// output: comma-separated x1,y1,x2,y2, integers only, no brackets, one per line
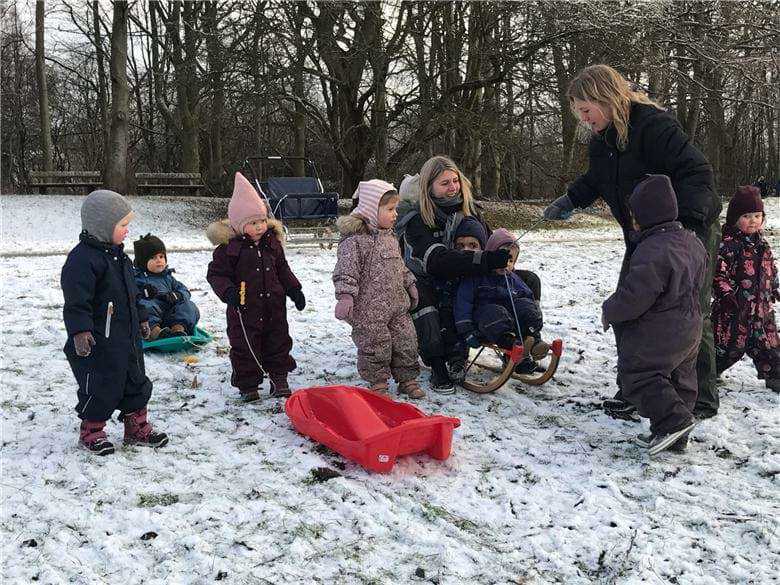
332,180,424,398
206,172,306,402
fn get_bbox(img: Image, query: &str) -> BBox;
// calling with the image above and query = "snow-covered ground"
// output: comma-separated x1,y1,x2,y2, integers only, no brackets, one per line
1,196,777,584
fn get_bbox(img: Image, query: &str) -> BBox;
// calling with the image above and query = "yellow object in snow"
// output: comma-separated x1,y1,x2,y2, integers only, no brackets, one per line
183,355,199,365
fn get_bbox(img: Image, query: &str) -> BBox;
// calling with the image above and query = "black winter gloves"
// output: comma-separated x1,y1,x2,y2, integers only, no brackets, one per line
483,249,511,270
224,287,241,307
543,194,575,220
157,291,183,304
287,288,306,311
139,284,158,299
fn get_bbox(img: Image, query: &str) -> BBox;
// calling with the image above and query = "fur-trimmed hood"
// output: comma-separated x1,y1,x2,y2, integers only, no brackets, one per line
336,214,371,237
206,218,285,246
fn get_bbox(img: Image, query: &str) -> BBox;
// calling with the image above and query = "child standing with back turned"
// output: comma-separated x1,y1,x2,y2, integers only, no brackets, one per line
333,180,424,398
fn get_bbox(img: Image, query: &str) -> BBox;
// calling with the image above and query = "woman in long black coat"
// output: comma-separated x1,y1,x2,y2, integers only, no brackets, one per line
544,64,722,419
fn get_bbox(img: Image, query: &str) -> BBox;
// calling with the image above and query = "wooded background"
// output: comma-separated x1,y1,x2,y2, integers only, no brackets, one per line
2,0,778,198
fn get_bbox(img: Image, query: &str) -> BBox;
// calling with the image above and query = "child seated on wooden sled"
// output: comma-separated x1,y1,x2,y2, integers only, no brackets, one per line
133,234,200,340
206,172,306,402
332,180,424,398
602,175,707,455
454,228,550,374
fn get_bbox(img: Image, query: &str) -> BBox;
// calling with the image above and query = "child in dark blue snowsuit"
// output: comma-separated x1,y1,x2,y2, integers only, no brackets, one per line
133,233,200,339
61,190,168,455
454,228,549,369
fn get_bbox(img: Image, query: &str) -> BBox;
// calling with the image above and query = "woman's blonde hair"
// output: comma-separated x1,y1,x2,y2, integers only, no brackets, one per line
417,155,476,227
567,64,664,150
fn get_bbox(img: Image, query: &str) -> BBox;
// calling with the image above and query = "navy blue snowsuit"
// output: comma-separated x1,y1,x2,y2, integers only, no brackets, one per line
61,232,152,421
454,271,542,344
134,267,200,333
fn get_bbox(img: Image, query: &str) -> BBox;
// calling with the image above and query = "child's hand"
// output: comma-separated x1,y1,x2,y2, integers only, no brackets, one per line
74,331,96,356
286,288,306,311
140,284,158,299
334,295,353,322
157,291,183,304
483,249,510,270
407,284,419,310
140,321,151,339
224,288,241,307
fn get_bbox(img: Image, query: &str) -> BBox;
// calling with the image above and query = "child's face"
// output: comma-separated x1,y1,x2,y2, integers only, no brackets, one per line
454,235,482,252
572,98,611,133
736,211,763,235
494,244,519,274
112,212,134,245
430,170,461,199
377,197,399,229
244,218,268,241
146,252,167,274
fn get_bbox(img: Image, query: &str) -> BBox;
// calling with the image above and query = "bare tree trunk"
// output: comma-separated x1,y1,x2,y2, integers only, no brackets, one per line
104,1,129,193
93,0,109,162
35,1,53,172
205,1,224,184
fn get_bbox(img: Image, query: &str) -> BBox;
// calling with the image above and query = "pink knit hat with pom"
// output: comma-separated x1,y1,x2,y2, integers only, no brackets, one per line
485,228,517,252
351,179,397,228
228,172,268,235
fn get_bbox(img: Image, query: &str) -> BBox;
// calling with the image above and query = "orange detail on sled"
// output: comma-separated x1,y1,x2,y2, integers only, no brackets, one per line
285,385,460,473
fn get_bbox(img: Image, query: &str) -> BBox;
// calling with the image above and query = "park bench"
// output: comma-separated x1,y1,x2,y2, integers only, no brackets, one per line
27,171,203,195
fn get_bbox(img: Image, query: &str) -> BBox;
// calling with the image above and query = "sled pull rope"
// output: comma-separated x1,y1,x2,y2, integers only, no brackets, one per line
235,281,268,382
504,271,523,343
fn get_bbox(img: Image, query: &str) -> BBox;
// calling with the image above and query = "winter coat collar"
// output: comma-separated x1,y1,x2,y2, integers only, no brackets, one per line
206,218,285,250
133,266,175,278
722,222,765,246
79,230,124,255
629,220,683,244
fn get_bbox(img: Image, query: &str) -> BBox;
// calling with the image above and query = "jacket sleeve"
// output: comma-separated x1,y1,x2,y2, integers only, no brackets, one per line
170,275,193,301
332,237,361,298
454,278,477,337
405,214,489,279
567,161,601,209
712,242,737,300
206,245,238,301
602,241,669,324
61,250,97,336
274,246,301,292
640,113,719,230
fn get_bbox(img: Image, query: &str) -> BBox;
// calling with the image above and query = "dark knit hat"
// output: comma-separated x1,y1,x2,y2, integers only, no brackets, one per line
133,233,166,269
454,217,487,249
727,186,763,226
629,174,678,228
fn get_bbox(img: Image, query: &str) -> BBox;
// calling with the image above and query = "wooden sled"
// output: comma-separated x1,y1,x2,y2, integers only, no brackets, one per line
461,339,563,394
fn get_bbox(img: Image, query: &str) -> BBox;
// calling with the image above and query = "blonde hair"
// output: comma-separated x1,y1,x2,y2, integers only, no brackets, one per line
567,65,664,150
417,155,476,228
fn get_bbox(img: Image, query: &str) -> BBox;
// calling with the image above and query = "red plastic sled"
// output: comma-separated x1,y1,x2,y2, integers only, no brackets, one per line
285,385,461,473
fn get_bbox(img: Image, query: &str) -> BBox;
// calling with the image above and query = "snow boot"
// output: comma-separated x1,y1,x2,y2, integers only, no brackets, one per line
269,373,292,398
399,379,426,399
514,357,544,375
647,419,696,456
603,395,639,421
430,359,455,394
168,323,187,337
79,420,115,456
122,408,169,448
636,432,689,452
240,388,262,403
148,325,167,341
447,359,467,384
524,336,550,361
369,380,390,395
496,332,517,350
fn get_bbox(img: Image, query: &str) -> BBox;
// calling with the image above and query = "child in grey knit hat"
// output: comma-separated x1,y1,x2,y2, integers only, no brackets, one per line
60,190,168,455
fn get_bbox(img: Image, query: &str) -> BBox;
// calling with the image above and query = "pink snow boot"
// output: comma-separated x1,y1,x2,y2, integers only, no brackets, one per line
122,408,169,448
79,420,115,456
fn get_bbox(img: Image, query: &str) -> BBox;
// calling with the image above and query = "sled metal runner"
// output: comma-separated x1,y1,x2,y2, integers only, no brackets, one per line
461,339,563,393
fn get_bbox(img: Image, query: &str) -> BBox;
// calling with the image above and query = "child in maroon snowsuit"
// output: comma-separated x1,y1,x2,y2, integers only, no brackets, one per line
712,186,780,391
206,172,306,401
332,180,423,398
602,175,707,455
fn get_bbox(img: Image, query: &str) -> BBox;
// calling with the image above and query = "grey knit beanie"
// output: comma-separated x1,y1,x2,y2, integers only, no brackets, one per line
81,190,132,244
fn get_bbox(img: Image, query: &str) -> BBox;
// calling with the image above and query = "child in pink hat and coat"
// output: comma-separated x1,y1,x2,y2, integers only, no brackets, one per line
206,172,306,401
332,180,424,398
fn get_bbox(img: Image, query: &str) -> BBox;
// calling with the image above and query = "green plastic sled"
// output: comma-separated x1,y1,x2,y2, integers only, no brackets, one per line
142,326,213,353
